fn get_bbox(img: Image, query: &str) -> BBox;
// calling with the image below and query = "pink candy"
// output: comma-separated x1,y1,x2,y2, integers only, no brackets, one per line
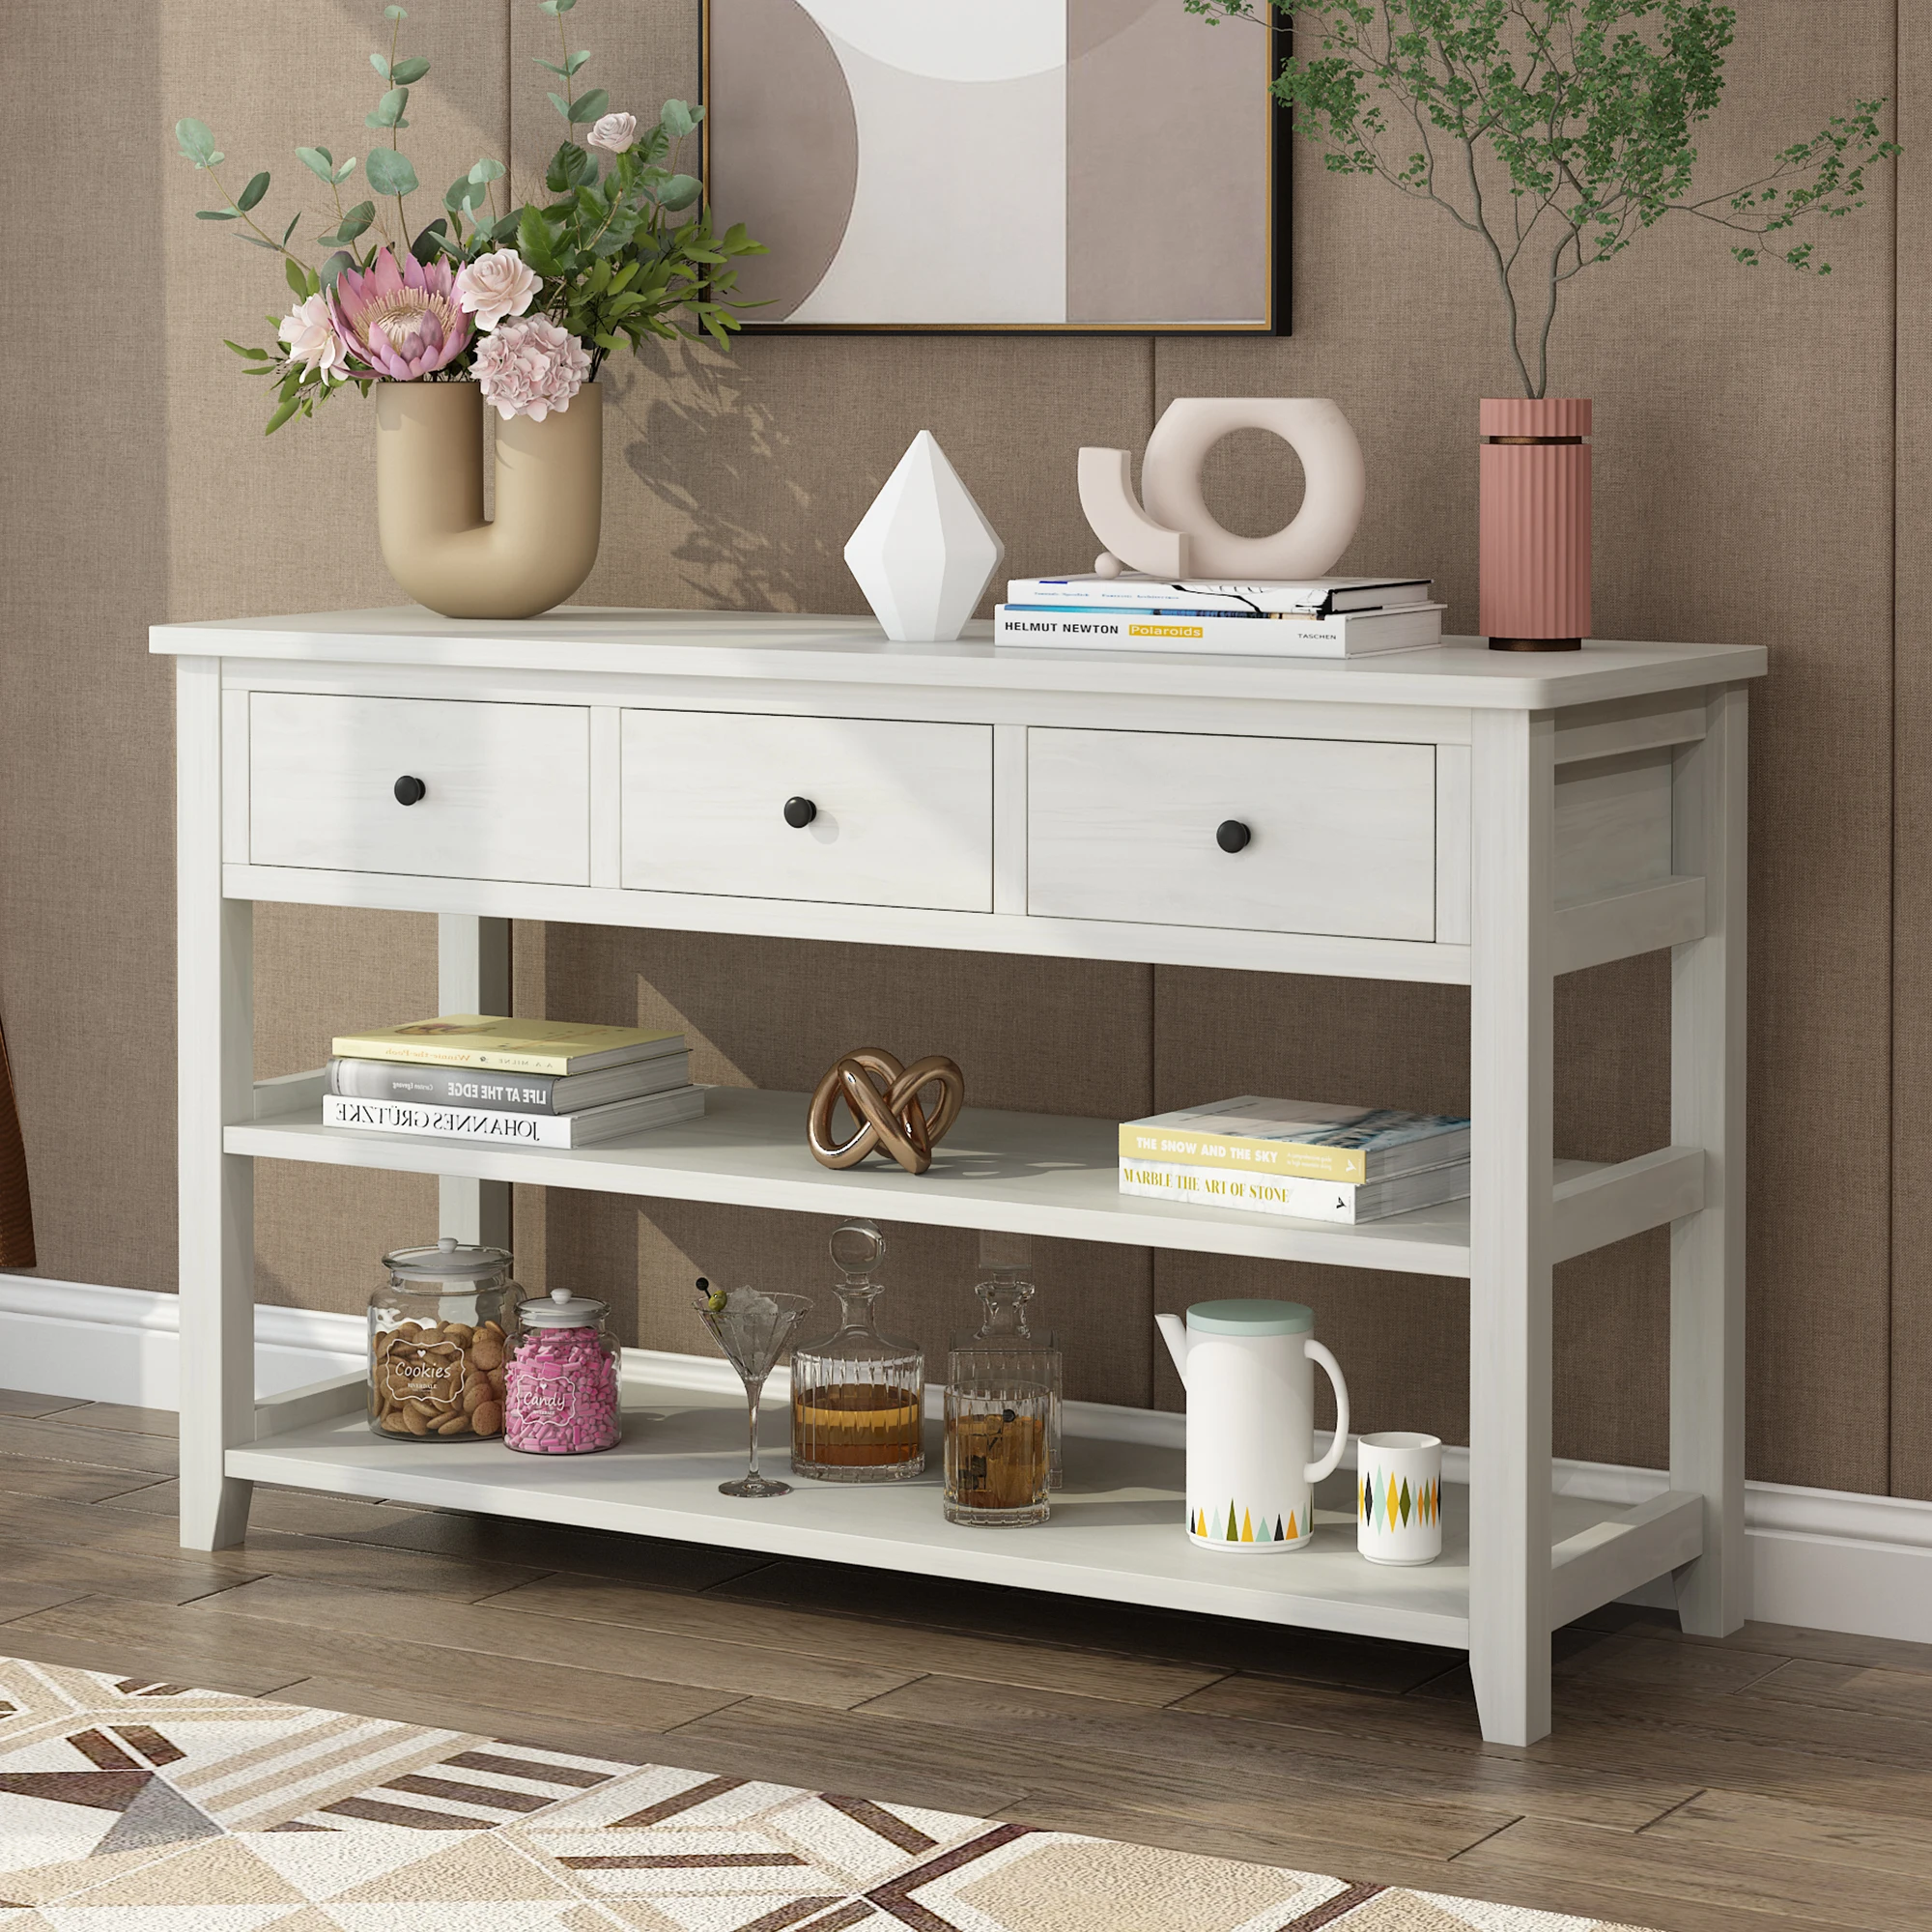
502,1325,620,1454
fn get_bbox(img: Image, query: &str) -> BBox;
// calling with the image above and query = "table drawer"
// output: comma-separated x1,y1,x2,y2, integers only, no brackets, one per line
245,693,591,884
1027,727,1437,940
621,710,993,910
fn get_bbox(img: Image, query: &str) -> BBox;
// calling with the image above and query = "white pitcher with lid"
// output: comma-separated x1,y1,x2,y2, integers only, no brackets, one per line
1155,1299,1350,1552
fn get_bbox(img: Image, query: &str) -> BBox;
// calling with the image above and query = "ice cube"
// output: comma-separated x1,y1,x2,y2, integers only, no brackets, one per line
729,1287,781,1323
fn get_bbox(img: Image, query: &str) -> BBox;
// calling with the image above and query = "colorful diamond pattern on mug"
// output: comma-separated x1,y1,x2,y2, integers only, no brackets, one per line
1358,1468,1441,1531
1188,1500,1308,1548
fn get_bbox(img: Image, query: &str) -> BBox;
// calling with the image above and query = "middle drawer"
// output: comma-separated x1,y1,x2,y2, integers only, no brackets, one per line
620,710,994,911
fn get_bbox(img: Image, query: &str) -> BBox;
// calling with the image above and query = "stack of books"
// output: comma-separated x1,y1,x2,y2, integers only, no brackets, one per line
324,1015,704,1148
1119,1096,1470,1225
994,574,1444,658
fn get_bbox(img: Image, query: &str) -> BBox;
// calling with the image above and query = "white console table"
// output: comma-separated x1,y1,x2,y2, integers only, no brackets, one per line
155,608,1762,1747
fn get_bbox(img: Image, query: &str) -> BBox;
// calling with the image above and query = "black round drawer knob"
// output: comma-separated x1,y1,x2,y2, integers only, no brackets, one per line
783,796,818,829
393,775,428,807
1216,819,1252,854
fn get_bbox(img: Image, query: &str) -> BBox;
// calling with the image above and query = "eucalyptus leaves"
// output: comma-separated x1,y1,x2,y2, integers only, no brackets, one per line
175,0,763,434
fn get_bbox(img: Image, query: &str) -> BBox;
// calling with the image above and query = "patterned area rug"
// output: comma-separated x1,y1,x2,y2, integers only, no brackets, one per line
0,1658,1653,1930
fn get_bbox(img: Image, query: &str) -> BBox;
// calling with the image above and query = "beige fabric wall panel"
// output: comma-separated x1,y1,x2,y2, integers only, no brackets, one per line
161,3,514,1316
1895,2,1932,1503
0,6,174,1293
1155,0,1896,1494
585,333,1154,617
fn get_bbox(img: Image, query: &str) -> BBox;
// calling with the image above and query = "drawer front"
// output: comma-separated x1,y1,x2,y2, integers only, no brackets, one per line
1028,728,1437,940
621,710,993,911
247,693,591,884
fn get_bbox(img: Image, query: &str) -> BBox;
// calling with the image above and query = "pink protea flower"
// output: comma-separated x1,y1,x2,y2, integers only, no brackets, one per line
472,314,591,420
327,246,471,380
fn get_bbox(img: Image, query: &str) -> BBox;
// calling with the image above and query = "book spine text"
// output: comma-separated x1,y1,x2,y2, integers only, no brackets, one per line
328,1059,562,1115
322,1094,574,1146
1119,1160,1366,1223
1118,1126,1368,1184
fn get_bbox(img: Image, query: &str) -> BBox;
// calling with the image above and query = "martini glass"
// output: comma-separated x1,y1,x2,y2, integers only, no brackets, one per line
694,1281,812,1498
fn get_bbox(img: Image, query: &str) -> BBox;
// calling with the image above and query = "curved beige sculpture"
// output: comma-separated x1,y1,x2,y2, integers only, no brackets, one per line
1078,396,1366,581
1077,447,1192,577
374,381,603,619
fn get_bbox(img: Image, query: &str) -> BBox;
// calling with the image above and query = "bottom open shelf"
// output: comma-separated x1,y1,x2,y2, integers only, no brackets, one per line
233,1364,1701,1652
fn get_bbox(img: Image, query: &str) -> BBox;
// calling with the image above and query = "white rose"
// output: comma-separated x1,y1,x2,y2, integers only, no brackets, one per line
452,248,538,332
587,111,639,155
277,292,349,383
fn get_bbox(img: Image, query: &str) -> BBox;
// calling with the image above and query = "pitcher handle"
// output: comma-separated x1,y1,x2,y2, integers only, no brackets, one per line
1302,1339,1350,1483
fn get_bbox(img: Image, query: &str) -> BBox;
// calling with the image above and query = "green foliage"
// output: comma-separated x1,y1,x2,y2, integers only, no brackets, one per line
1184,0,1899,395
363,146,417,196
365,86,411,130
174,0,766,434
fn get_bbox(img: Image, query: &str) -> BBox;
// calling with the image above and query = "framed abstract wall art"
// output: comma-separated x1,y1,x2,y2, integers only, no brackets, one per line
700,1,1289,332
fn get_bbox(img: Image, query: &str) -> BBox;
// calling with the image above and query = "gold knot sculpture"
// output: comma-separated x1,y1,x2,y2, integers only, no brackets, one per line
807,1047,966,1176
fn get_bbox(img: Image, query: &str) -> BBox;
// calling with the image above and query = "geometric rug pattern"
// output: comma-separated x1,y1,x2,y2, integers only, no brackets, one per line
0,1658,1655,1930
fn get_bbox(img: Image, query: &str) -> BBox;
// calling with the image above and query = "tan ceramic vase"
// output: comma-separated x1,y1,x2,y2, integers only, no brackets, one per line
1478,396,1591,650
373,380,602,619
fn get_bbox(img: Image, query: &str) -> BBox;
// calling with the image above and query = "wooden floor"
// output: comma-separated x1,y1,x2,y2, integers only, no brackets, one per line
3,1388,1930,1932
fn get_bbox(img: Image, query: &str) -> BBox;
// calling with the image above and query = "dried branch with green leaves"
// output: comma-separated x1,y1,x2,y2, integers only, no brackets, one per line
1186,0,1897,396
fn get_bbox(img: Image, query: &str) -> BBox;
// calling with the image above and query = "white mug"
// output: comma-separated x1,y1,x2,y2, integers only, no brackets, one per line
1155,1299,1350,1552
1357,1431,1442,1565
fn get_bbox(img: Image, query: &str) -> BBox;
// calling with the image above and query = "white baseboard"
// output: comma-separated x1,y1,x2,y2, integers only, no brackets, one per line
5,1275,1929,1647
0,1275,362,1408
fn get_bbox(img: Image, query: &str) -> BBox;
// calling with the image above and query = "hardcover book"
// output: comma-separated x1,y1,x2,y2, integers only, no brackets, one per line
320,1084,706,1149
328,1015,686,1076
1120,1097,1471,1187
993,604,1444,659
1007,575,1433,615
1119,1157,1470,1225
327,1053,693,1116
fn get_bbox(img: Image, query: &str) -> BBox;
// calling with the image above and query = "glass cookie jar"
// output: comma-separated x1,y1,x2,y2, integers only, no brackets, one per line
504,1288,622,1455
368,1236,521,1441
790,1220,925,1482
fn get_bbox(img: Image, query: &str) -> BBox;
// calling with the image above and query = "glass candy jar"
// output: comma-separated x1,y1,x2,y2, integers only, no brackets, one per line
948,1233,1062,1489
368,1236,521,1442
504,1288,621,1455
790,1220,924,1481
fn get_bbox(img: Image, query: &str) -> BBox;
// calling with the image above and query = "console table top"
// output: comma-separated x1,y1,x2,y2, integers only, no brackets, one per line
151,607,1767,710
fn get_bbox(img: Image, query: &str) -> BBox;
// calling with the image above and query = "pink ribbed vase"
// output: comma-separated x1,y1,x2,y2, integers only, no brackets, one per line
1479,397,1591,650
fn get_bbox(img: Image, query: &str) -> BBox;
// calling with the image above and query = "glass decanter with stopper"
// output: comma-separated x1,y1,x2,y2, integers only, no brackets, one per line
789,1219,925,1481
948,1231,1062,1489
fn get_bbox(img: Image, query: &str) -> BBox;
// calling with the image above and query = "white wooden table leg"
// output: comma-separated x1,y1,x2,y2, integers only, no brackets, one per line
178,657,255,1550
437,913,512,1247
1468,708,1556,1746
1670,685,1748,1636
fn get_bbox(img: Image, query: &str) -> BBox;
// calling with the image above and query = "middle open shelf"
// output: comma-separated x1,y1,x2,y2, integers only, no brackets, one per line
232,1080,1704,1276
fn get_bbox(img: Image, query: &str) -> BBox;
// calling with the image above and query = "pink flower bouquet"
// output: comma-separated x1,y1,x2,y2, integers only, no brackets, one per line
176,0,763,434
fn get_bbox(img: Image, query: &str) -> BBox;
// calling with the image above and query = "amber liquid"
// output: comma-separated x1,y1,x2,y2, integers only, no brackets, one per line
946,1409,1047,1513
791,1380,923,1469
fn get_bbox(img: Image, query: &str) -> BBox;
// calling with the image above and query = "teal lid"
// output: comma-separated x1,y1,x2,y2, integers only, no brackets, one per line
1185,1298,1313,1336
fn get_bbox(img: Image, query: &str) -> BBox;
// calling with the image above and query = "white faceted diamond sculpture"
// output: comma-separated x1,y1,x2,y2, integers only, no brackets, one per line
844,432,1005,643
